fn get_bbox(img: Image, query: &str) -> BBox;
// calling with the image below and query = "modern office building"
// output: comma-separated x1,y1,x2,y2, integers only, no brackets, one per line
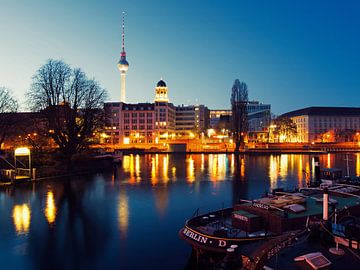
247,101,271,132
175,105,210,136
209,101,271,132
280,107,360,142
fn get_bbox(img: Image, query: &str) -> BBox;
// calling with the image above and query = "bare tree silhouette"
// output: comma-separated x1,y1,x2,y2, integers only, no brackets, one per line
0,87,18,149
230,79,248,152
26,59,107,164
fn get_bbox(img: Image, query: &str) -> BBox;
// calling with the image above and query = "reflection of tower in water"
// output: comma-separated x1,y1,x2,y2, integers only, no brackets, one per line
117,191,129,239
357,153,360,176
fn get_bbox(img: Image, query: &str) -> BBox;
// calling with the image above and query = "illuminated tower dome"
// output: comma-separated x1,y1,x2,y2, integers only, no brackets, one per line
118,12,129,103
155,79,169,102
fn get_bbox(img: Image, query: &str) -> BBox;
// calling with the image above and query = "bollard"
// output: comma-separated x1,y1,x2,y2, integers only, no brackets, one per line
32,168,36,180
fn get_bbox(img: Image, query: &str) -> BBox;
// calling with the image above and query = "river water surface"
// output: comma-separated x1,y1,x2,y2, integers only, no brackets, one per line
1,153,360,269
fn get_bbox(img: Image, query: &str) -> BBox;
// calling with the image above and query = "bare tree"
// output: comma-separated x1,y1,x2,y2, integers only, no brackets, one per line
230,79,248,152
0,87,18,149
26,59,107,163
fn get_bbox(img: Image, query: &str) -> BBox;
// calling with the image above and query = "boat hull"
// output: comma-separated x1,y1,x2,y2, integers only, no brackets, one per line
179,225,274,253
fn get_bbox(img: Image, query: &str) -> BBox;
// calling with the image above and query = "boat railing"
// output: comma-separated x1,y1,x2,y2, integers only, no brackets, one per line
191,208,200,218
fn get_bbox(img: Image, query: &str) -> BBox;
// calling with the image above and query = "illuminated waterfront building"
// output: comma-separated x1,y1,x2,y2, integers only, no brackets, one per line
281,107,360,142
104,78,212,145
175,105,210,136
154,80,176,142
104,80,176,145
209,101,271,132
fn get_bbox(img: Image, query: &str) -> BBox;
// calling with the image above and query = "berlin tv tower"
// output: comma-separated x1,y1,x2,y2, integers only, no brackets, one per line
117,12,129,103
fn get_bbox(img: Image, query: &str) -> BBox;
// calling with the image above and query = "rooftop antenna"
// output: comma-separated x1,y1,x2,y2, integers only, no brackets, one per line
122,11,125,54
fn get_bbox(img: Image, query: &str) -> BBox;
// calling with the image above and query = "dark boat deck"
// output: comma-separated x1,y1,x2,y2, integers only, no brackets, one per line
195,216,269,238
264,235,360,270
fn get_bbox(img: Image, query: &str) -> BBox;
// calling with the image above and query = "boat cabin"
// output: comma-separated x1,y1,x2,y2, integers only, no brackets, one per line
321,168,342,185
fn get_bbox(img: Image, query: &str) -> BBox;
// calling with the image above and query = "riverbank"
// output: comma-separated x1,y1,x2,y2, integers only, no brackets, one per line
0,154,116,187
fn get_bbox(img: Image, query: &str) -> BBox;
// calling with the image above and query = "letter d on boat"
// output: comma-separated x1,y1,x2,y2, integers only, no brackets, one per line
218,240,226,247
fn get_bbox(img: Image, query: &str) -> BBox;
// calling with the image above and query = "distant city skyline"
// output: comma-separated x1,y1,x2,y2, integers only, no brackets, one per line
0,0,359,115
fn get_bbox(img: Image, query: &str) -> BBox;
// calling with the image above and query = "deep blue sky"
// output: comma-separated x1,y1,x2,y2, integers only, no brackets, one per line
0,0,359,114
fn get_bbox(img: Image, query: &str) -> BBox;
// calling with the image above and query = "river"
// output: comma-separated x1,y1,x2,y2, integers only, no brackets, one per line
0,153,359,269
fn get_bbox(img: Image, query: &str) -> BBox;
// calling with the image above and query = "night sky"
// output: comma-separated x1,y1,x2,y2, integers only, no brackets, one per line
0,0,359,114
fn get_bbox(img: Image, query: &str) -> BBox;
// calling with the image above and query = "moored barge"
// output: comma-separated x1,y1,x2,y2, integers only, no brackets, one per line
180,185,360,257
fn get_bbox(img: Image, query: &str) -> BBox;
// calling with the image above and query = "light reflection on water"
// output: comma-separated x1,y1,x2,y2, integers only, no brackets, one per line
44,190,56,225
186,155,195,183
117,191,129,239
12,204,31,235
1,153,359,270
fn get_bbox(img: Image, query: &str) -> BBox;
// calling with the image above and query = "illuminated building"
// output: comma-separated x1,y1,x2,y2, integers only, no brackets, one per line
104,80,176,145
175,104,209,136
209,109,232,129
281,107,360,142
118,12,129,103
154,80,176,141
209,101,271,132
247,101,271,132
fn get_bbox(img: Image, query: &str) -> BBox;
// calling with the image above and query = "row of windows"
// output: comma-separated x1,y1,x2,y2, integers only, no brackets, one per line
124,125,153,130
124,119,153,124
312,123,359,129
124,132,154,137
176,122,195,126
123,107,153,111
124,112,153,118
247,106,270,112
312,117,360,123
176,117,195,121
176,107,195,112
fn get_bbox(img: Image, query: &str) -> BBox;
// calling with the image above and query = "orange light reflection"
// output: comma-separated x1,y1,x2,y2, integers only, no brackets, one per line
13,204,31,235
45,191,57,225
118,192,129,239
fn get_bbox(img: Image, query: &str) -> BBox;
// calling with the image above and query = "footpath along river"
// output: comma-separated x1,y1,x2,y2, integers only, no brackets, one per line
0,153,359,270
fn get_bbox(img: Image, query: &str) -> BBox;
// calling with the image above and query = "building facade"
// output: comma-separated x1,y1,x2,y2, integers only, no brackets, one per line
281,107,360,142
175,105,209,136
247,101,271,132
105,80,201,145
209,101,271,132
